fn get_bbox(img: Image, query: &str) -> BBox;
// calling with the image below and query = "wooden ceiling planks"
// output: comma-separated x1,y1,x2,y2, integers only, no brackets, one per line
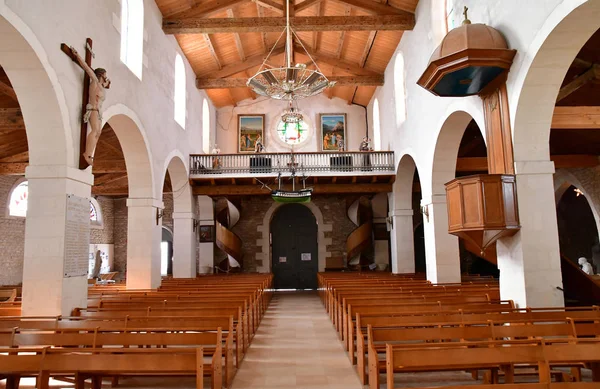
157,0,417,106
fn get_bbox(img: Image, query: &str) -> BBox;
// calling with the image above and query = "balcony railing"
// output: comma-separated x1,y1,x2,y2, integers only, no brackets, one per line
190,151,395,176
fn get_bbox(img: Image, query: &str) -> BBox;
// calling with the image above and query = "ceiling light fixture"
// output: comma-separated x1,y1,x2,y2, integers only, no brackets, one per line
247,0,335,100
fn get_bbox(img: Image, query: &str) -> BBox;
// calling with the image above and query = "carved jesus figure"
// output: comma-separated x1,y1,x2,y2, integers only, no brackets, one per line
70,47,111,166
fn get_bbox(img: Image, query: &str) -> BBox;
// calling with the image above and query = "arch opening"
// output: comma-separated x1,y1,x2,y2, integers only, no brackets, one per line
270,203,318,290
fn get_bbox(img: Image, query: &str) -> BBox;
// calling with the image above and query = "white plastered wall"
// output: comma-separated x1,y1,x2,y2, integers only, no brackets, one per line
216,94,368,153
369,0,600,306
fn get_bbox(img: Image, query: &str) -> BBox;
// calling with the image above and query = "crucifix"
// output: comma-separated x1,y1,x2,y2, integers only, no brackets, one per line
61,38,111,169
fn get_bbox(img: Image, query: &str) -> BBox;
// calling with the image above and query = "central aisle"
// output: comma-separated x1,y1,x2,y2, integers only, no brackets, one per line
231,291,363,389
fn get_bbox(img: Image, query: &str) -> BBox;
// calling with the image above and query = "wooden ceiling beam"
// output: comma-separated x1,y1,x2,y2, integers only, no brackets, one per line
197,74,383,88
296,43,380,76
204,34,223,70
163,15,416,34
253,0,284,13
552,106,600,129
312,1,323,51
256,3,269,53
91,186,128,196
0,108,24,130
296,0,324,13
0,80,17,102
556,64,599,102
165,0,249,18
97,138,123,157
91,160,127,174
330,0,410,14
192,182,392,195
203,45,285,79
335,6,352,59
0,162,27,175
0,150,28,163
359,31,377,68
456,155,600,172
227,9,246,62
94,173,128,187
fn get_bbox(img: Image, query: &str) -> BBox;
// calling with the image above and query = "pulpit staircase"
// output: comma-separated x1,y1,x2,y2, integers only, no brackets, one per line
346,196,374,270
215,198,243,272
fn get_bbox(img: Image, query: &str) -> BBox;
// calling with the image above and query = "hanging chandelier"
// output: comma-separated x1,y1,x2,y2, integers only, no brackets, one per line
246,0,335,100
281,100,303,123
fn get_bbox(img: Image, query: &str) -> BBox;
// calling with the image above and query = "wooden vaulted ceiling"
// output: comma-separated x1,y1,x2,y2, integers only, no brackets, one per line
155,0,418,107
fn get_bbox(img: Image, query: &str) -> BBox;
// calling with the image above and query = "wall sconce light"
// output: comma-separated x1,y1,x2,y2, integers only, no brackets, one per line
156,209,164,225
193,219,200,231
574,188,584,197
420,204,429,222
385,215,393,231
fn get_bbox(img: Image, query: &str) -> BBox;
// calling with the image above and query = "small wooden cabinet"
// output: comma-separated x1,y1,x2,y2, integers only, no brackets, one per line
445,174,520,254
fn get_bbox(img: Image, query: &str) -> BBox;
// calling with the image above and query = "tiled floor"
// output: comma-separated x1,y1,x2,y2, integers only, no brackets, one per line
230,291,363,389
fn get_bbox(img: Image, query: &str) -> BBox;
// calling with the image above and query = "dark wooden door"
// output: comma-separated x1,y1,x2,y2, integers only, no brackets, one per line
271,204,318,289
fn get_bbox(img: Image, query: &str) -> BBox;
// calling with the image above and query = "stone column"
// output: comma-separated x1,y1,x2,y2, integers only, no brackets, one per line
126,198,163,289
496,161,564,308
389,209,415,274
172,211,197,278
21,165,93,316
421,194,461,283
197,196,214,274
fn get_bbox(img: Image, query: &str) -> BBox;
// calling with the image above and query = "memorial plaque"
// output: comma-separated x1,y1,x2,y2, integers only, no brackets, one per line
301,253,311,261
64,194,90,278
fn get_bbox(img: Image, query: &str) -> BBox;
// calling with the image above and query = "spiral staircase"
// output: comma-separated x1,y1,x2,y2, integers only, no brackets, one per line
214,198,243,272
346,196,374,270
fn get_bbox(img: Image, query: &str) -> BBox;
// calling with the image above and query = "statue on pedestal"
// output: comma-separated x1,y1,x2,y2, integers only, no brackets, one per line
578,257,595,275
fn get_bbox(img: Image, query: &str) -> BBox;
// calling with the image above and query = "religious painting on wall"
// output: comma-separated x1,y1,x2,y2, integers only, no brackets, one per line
320,114,346,151
238,114,265,153
199,225,214,243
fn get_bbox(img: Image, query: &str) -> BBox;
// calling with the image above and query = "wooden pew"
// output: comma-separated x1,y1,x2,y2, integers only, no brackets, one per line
383,339,600,389
0,347,208,389
366,319,600,388
0,327,229,388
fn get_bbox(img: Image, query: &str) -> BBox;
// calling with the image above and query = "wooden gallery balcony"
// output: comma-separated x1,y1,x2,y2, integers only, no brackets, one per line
189,151,395,196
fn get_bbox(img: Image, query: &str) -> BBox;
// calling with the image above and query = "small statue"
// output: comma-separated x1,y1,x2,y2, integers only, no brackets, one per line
359,136,370,151
211,144,221,169
70,46,111,166
254,135,264,153
578,257,595,275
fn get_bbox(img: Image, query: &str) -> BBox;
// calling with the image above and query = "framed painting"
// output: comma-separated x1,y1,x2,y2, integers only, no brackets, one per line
320,113,346,151
238,114,265,153
199,225,214,243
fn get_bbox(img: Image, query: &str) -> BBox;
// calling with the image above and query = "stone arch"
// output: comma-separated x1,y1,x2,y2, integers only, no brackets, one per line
257,201,332,273
511,0,600,163
102,104,155,199
389,153,423,273
0,9,74,166
431,107,485,196
554,169,600,236
163,151,192,214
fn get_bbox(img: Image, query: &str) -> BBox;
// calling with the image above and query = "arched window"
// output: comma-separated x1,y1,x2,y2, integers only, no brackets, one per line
394,53,407,127
120,0,144,79
277,119,309,146
445,0,455,32
174,54,186,128
9,180,101,223
8,181,28,217
202,99,210,153
373,98,381,151
90,198,104,229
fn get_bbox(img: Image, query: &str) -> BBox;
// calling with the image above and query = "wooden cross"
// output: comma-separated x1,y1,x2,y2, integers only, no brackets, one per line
61,38,94,170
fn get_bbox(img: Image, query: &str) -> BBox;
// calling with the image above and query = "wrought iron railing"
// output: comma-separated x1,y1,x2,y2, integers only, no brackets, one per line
189,151,395,175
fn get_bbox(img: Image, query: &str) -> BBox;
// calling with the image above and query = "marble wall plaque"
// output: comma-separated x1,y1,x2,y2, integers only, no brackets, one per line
64,194,90,278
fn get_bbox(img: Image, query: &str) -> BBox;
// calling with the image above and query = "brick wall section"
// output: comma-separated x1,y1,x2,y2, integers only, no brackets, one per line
113,198,128,275
312,195,357,258
231,195,356,272
163,193,174,232
90,196,114,244
0,176,25,286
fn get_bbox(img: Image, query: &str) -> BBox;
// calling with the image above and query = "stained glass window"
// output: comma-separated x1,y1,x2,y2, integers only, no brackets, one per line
277,119,309,145
90,202,98,221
